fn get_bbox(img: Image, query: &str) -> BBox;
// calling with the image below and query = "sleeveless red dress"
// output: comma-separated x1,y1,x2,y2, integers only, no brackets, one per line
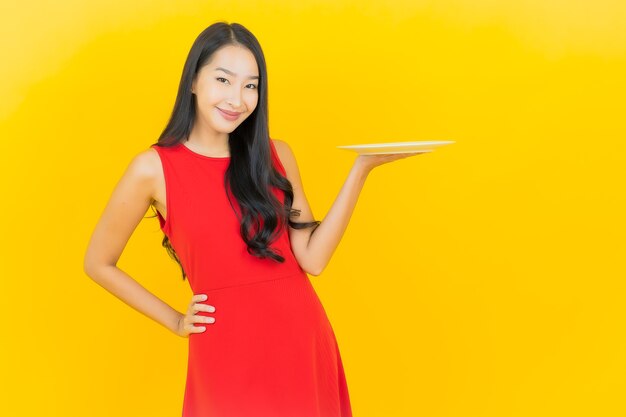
151,139,352,417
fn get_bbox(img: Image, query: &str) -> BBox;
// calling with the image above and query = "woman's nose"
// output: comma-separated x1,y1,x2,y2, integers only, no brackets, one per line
227,93,243,108
228,101,241,109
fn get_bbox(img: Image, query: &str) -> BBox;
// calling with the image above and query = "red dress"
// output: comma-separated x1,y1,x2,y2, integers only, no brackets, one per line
151,139,353,417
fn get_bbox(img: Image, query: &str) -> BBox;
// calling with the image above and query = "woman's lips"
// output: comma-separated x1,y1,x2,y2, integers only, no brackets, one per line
217,108,242,121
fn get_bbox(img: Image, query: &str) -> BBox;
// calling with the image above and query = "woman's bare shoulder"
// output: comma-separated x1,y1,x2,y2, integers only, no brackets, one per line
117,147,163,191
270,138,303,184
270,138,296,165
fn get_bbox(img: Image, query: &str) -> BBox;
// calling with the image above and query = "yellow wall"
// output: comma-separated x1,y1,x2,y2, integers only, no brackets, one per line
2,1,624,416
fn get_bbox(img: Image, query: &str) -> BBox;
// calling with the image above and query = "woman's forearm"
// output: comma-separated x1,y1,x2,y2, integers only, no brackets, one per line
86,265,183,335
305,161,371,275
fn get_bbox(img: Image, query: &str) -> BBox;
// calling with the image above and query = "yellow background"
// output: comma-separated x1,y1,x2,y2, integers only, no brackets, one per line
2,1,625,416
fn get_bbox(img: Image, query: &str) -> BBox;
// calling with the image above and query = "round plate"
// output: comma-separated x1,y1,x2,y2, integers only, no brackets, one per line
336,140,455,155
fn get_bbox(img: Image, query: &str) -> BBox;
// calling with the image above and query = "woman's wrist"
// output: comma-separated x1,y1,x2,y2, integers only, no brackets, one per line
353,156,373,177
172,312,185,337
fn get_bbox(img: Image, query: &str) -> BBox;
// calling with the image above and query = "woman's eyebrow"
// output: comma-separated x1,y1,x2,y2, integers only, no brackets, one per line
214,67,260,80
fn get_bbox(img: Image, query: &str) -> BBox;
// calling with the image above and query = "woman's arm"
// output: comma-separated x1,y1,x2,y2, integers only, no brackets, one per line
83,149,183,335
273,139,421,276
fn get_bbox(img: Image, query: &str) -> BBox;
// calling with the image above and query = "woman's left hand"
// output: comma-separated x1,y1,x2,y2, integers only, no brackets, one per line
355,151,427,174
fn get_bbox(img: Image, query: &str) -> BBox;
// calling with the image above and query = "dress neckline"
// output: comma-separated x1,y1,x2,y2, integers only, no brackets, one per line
179,142,231,160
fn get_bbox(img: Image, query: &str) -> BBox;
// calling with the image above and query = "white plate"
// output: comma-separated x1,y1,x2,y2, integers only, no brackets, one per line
336,140,455,155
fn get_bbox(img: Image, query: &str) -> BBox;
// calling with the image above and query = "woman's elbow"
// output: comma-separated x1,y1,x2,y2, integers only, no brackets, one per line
83,250,110,280
304,263,325,277
83,256,99,279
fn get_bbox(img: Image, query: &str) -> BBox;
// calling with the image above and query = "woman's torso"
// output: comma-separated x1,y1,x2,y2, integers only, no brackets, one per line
147,139,304,292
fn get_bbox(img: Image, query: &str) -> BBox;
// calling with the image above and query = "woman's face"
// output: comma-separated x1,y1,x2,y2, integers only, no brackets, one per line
191,44,260,133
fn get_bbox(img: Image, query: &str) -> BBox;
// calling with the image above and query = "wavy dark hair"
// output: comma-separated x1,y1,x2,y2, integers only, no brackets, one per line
148,22,320,280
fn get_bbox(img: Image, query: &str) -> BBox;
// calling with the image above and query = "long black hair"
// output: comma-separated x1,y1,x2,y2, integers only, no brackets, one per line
149,22,320,280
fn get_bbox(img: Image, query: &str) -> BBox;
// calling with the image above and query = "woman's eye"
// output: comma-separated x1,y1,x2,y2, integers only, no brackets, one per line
216,77,256,89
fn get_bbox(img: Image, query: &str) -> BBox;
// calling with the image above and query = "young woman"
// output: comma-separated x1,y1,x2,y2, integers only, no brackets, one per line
84,21,421,417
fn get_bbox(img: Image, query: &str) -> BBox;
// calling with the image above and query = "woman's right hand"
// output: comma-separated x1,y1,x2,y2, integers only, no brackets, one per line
355,151,425,174
176,294,216,338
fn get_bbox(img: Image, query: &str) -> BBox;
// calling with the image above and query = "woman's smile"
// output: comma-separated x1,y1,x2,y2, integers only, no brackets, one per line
216,107,242,121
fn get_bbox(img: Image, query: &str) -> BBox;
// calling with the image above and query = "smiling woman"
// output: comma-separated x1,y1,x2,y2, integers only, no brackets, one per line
83,18,423,417
84,21,354,417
